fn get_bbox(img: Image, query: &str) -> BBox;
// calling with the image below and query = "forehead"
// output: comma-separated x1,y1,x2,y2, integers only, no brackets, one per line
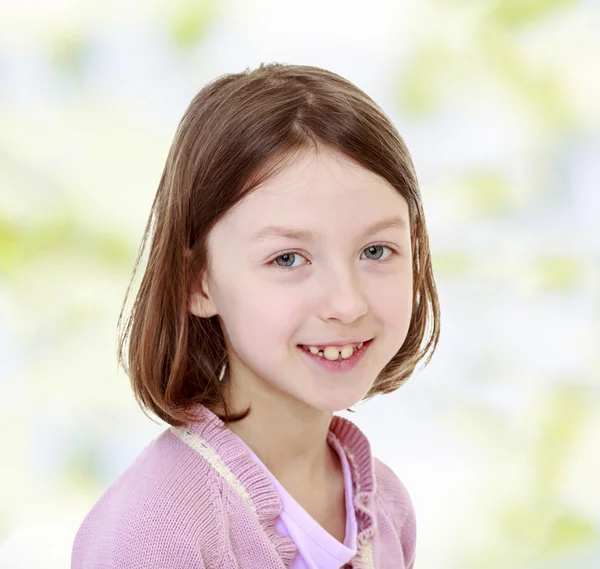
227,148,409,234
255,148,389,197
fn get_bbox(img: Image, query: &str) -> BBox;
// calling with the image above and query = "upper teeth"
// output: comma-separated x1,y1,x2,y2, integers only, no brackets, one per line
305,342,364,361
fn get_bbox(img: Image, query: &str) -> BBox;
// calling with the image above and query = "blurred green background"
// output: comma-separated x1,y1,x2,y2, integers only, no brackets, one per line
1,0,599,567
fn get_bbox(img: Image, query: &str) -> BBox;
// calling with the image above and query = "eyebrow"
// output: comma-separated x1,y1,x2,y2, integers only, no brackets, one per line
251,216,407,243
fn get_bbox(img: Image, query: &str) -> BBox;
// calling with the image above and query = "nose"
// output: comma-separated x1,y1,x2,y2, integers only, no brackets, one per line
318,266,368,324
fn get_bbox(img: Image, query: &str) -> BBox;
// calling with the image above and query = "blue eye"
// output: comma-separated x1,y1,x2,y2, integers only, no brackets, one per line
364,245,386,260
270,244,397,269
273,252,304,268
361,244,397,262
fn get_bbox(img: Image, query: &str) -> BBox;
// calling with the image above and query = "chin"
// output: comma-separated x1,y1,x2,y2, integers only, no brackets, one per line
304,394,364,414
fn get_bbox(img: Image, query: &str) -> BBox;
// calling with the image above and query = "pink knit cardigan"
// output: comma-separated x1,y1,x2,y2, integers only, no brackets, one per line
72,404,416,569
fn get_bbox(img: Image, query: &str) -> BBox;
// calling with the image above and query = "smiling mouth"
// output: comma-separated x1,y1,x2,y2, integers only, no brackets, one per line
297,339,373,360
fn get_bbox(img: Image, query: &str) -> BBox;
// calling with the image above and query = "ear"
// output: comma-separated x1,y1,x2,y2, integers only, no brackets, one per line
189,273,218,318
186,249,218,318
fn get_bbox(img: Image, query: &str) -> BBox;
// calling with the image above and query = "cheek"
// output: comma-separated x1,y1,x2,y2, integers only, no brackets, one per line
221,290,302,381
227,287,303,349
373,278,413,335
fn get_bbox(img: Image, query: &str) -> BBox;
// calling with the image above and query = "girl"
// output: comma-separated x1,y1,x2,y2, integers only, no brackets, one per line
71,62,440,569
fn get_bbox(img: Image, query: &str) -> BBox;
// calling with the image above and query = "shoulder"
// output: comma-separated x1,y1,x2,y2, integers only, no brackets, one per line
372,457,417,568
72,428,223,569
373,457,415,520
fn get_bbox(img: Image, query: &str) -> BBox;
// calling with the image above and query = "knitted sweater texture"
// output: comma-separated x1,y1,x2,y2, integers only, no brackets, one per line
71,405,416,569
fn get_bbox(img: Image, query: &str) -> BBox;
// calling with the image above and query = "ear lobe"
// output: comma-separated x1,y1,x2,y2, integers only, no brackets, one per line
189,292,218,318
188,272,218,318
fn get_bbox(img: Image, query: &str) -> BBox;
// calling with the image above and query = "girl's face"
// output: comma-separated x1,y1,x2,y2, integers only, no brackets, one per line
190,148,414,415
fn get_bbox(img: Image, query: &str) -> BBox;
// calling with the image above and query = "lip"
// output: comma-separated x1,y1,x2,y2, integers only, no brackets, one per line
297,339,373,373
299,339,371,349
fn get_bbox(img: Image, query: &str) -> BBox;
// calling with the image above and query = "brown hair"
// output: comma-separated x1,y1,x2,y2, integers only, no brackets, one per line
117,62,440,427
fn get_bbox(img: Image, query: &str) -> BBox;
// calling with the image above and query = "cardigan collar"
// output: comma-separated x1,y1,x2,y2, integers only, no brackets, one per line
175,404,377,569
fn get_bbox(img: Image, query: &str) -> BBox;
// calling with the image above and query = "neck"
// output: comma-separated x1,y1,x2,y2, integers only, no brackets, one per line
216,376,337,486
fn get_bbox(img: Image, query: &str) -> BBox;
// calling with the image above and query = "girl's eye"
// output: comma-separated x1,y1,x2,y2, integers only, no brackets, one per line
271,244,396,269
363,245,392,261
272,251,307,269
